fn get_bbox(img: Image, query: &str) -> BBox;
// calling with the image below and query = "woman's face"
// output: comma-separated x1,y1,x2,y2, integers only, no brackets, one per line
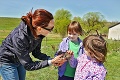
36,19,54,36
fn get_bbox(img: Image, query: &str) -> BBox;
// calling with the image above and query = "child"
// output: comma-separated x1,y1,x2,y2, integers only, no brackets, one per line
55,21,83,80
74,34,107,80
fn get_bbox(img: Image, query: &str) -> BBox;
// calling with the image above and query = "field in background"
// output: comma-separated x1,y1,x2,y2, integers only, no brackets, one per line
0,17,120,80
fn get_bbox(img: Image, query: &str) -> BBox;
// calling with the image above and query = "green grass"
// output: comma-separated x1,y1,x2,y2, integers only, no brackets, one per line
105,52,120,80
0,17,21,44
0,17,120,80
26,66,58,80
104,40,120,80
0,17,21,30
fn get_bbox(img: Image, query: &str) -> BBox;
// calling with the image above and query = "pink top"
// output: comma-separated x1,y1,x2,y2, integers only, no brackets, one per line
74,53,107,80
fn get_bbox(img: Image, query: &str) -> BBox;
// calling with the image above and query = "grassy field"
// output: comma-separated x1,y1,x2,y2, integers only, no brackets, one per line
0,17,120,80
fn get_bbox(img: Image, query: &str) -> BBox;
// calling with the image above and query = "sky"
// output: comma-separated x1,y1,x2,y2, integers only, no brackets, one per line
0,0,120,22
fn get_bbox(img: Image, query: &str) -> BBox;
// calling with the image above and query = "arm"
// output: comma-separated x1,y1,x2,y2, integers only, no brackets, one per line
68,47,84,68
54,41,67,56
68,55,78,68
32,43,51,60
12,34,49,71
84,72,107,80
92,69,107,80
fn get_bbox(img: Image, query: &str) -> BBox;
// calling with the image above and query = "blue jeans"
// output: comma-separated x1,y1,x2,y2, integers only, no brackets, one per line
58,75,74,80
0,63,26,80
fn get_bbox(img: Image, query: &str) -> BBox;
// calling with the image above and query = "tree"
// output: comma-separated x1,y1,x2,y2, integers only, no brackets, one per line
82,12,106,34
54,9,72,38
72,16,82,23
72,16,84,26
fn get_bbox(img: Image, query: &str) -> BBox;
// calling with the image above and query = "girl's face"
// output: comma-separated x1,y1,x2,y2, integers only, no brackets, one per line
68,31,79,42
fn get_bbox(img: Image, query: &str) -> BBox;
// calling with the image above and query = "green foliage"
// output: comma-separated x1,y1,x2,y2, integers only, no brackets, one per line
99,26,109,34
82,12,106,34
72,16,83,25
54,9,72,38
72,16,84,29
54,9,72,20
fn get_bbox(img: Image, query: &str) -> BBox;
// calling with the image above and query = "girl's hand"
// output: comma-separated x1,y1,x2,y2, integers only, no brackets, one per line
51,54,67,66
63,50,73,60
66,50,73,55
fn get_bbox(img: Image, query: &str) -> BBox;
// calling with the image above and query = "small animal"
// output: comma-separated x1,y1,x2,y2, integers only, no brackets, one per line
57,50,72,60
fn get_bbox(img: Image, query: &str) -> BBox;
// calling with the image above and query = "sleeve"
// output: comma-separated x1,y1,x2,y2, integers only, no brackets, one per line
86,64,107,80
54,41,66,56
85,71,107,80
12,34,49,71
92,69,107,80
68,55,78,68
32,42,51,60
69,42,84,68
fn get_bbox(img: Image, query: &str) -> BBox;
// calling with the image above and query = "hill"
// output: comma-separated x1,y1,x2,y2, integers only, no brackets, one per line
0,17,120,80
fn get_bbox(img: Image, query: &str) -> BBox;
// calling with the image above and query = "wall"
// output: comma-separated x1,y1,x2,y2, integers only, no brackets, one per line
108,24,120,40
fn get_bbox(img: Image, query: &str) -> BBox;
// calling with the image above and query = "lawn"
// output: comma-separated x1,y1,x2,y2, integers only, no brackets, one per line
0,17,120,80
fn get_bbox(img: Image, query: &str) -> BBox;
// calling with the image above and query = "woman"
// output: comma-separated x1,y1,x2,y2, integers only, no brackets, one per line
0,9,66,80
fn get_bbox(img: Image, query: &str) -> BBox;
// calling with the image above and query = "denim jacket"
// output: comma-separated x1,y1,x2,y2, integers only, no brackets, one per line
55,37,83,77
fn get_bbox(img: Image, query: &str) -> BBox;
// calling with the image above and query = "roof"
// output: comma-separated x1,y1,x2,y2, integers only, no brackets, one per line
109,22,120,28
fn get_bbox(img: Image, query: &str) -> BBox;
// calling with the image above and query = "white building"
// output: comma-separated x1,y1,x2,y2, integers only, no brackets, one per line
108,22,120,40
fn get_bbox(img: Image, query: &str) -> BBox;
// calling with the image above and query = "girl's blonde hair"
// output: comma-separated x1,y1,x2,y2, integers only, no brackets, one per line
83,35,107,63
